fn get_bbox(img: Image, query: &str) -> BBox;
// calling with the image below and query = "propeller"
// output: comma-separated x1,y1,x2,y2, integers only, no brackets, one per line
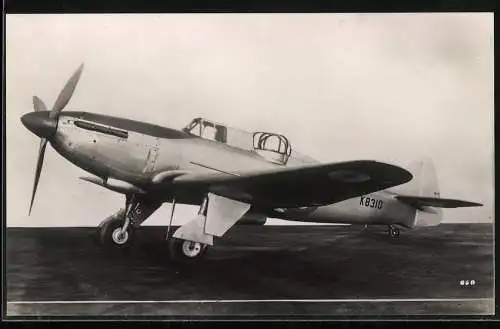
25,63,85,215
32,96,47,111
50,63,84,118
29,138,48,215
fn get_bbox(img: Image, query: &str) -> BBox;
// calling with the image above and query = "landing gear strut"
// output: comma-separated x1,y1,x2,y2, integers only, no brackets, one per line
388,225,400,238
167,196,209,264
99,194,140,251
100,215,135,250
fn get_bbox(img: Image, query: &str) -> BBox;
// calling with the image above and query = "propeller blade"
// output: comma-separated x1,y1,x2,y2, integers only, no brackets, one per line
28,138,48,216
50,63,84,118
32,96,47,111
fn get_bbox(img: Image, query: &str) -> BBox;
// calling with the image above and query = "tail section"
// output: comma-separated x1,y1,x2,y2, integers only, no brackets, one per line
391,158,482,228
401,158,443,227
388,158,440,198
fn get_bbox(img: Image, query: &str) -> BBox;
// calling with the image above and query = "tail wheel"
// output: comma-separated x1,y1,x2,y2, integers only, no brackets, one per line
389,226,400,238
168,238,208,264
100,218,135,251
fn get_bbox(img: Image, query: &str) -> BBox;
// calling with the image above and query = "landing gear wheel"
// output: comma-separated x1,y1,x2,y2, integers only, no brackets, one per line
389,226,400,238
168,238,208,264
100,218,135,251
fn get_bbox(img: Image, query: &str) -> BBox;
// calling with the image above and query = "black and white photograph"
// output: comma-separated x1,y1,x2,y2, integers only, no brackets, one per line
4,13,494,318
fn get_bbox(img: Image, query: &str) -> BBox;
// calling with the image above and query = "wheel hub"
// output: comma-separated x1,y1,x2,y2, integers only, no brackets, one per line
182,241,203,258
389,226,400,237
111,228,129,245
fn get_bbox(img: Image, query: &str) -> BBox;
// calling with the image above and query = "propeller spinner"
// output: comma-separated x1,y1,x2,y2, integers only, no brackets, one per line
21,63,85,215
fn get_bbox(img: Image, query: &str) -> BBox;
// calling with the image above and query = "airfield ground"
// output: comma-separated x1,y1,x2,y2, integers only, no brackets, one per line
5,223,494,317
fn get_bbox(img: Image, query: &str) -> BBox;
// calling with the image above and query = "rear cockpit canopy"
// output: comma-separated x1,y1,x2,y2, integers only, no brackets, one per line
182,117,292,165
253,132,291,165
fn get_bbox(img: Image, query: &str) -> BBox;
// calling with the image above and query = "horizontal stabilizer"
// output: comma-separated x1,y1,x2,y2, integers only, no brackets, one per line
396,195,483,209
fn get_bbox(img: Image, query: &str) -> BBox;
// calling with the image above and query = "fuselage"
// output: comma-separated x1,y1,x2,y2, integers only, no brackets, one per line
46,111,416,227
271,190,417,228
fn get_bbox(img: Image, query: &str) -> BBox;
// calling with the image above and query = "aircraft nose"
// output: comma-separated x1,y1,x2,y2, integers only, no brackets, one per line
21,111,57,138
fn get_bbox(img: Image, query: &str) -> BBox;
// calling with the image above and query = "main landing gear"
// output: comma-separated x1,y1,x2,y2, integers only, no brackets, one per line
97,193,210,264
388,225,400,238
99,194,140,251
166,196,209,264
168,238,208,264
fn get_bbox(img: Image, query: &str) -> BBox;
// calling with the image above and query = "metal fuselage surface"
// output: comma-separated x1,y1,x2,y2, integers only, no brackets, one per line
48,111,415,227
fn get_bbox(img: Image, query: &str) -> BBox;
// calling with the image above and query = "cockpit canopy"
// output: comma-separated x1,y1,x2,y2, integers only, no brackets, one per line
253,132,291,165
182,118,227,143
182,117,292,165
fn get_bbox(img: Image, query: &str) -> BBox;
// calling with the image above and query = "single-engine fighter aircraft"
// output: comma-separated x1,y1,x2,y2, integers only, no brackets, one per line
21,64,483,264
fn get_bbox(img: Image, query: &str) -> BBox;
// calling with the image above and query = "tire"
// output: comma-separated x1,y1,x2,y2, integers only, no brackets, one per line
389,227,400,238
100,218,135,251
168,238,208,264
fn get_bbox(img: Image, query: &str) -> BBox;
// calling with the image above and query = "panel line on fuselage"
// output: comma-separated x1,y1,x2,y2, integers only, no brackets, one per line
189,161,241,176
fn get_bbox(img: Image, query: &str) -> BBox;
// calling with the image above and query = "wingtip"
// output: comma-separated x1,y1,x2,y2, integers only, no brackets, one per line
403,168,414,183
384,162,414,184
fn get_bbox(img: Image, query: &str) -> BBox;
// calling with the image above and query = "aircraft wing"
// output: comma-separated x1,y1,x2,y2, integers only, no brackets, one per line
395,195,483,208
167,160,413,208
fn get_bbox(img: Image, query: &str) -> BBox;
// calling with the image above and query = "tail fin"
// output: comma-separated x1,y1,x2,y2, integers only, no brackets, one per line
389,158,440,197
392,158,482,228
398,158,443,227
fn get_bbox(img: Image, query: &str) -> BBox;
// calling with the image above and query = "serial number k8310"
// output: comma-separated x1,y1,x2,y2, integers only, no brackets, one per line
360,196,383,209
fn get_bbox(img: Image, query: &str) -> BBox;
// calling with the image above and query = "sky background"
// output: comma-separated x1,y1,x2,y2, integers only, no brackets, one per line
6,13,494,227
